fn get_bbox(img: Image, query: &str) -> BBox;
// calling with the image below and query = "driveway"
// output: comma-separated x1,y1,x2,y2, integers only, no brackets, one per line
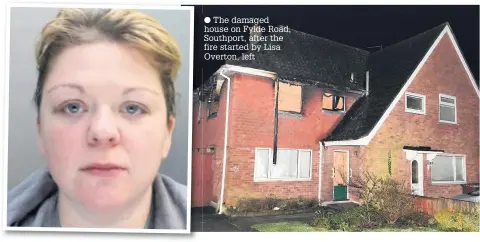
191,207,243,232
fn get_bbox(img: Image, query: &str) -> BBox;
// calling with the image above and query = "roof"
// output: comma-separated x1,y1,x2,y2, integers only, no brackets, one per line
323,22,448,141
200,22,453,142
226,27,370,93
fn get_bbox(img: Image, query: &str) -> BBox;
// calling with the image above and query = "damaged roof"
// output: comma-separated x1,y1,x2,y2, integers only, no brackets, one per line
323,22,448,141
226,27,370,93
202,22,451,142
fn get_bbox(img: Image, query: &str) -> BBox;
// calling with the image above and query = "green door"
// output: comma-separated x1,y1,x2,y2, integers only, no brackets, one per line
333,185,348,201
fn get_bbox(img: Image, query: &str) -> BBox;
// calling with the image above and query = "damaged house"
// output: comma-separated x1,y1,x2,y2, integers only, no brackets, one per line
191,22,480,213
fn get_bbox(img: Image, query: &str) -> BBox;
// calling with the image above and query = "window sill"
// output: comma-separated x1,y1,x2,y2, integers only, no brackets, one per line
278,111,303,119
322,109,345,115
439,120,458,125
405,109,426,115
432,181,467,185
254,178,312,183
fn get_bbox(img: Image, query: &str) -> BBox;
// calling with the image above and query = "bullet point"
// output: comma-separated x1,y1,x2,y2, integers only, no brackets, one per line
204,17,211,23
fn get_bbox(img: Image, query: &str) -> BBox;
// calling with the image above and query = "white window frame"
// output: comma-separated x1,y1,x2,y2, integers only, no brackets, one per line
405,92,426,115
253,147,313,182
431,154,467,185
439,94,457,124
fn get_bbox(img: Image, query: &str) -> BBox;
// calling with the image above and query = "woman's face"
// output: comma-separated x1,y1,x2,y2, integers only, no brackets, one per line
37,41,175,212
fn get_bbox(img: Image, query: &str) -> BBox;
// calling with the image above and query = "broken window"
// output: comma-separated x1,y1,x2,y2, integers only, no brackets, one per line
208,100,219,119
431,154,465,183
439,94,456,124
254,148,312,180
278,82,302,113
322,92,345,111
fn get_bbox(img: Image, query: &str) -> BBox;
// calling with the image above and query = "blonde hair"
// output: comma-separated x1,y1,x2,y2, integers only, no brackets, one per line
34,8,182,120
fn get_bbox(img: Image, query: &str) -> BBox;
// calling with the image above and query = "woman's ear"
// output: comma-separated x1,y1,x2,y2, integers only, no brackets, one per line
161,117,176,160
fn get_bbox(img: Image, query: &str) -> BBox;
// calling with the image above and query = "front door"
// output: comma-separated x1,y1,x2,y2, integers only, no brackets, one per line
411,154,424,196
333,151,349,201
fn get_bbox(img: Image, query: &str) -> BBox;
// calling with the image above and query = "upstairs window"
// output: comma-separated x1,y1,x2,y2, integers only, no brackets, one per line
278,82,302,114
323,92,345,112
405,92,426,114
439,94,456,124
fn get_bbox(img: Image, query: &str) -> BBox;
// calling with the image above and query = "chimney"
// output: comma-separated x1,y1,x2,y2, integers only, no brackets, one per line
366,71,370,96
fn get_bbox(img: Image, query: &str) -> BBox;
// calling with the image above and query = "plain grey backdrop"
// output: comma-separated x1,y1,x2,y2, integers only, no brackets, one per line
8,7,191,190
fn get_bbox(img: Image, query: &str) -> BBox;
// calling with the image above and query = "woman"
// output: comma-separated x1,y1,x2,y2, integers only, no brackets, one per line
7,8,187,229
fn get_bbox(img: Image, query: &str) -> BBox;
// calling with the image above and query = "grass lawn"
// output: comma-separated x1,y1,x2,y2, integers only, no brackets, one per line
251,221,440,232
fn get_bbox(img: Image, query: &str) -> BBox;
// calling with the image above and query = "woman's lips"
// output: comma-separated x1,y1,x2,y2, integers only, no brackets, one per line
81,163,126,177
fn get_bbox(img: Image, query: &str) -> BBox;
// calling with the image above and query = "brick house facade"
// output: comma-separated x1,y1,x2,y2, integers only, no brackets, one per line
192,22,479,212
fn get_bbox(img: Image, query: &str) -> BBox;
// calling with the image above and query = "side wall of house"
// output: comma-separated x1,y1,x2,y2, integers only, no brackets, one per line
363,33,479,199
192,82,228,205
224,73,362,206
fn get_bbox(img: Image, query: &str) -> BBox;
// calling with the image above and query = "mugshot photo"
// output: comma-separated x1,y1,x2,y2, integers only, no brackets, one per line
5,5,193,232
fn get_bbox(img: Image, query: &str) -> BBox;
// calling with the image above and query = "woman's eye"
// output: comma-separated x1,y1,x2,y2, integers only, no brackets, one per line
123,104,146,115
64,103,84,114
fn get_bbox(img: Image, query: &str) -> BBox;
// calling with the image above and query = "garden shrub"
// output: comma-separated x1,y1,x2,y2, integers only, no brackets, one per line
395,211,436,228
348,171,417,224
232,195,319,214
434,209,479,232
310,205,388,231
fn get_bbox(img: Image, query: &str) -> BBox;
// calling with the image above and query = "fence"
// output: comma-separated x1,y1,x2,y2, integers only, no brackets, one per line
413,196,479,216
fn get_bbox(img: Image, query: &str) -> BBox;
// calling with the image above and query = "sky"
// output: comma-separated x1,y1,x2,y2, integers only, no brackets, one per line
188,5,479,90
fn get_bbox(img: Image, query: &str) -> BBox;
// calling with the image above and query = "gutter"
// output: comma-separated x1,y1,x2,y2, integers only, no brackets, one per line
218,70,231,214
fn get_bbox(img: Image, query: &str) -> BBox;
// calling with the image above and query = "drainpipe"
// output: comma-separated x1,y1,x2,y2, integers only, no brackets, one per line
366,71,370,96
218,70,231,214
318,141,324,202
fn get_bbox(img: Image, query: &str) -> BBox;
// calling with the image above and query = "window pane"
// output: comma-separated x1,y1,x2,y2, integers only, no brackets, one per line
441,96,455,104
298,151,311,178
440,105,455,122
254,149,269,179
406,96,423,111
411,160,418,184
455,157,465,181
270,149,298,179
432,156,454,182
336,96,345,110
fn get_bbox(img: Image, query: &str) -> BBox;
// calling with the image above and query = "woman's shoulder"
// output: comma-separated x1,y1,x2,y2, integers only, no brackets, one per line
7,167,58,227
151,173,188,229
157,174,188,206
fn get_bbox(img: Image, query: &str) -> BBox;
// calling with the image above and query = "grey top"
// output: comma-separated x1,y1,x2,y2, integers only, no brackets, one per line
7,167,187,229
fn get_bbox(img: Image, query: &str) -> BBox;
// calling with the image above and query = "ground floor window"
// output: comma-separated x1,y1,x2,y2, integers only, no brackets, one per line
431,154,466,183
254,148,312,180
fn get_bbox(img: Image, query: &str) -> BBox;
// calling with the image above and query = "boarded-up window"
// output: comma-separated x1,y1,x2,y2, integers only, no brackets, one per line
323,92,345,111
278,82,302,113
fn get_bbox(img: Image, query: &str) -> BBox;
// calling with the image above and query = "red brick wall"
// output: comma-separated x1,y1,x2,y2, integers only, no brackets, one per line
321,146,364,203
363,33,479,199
222,73,361,206
192,81,229,204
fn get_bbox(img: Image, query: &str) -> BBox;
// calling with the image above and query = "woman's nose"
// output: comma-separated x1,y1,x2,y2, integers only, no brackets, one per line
87,107,121,147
